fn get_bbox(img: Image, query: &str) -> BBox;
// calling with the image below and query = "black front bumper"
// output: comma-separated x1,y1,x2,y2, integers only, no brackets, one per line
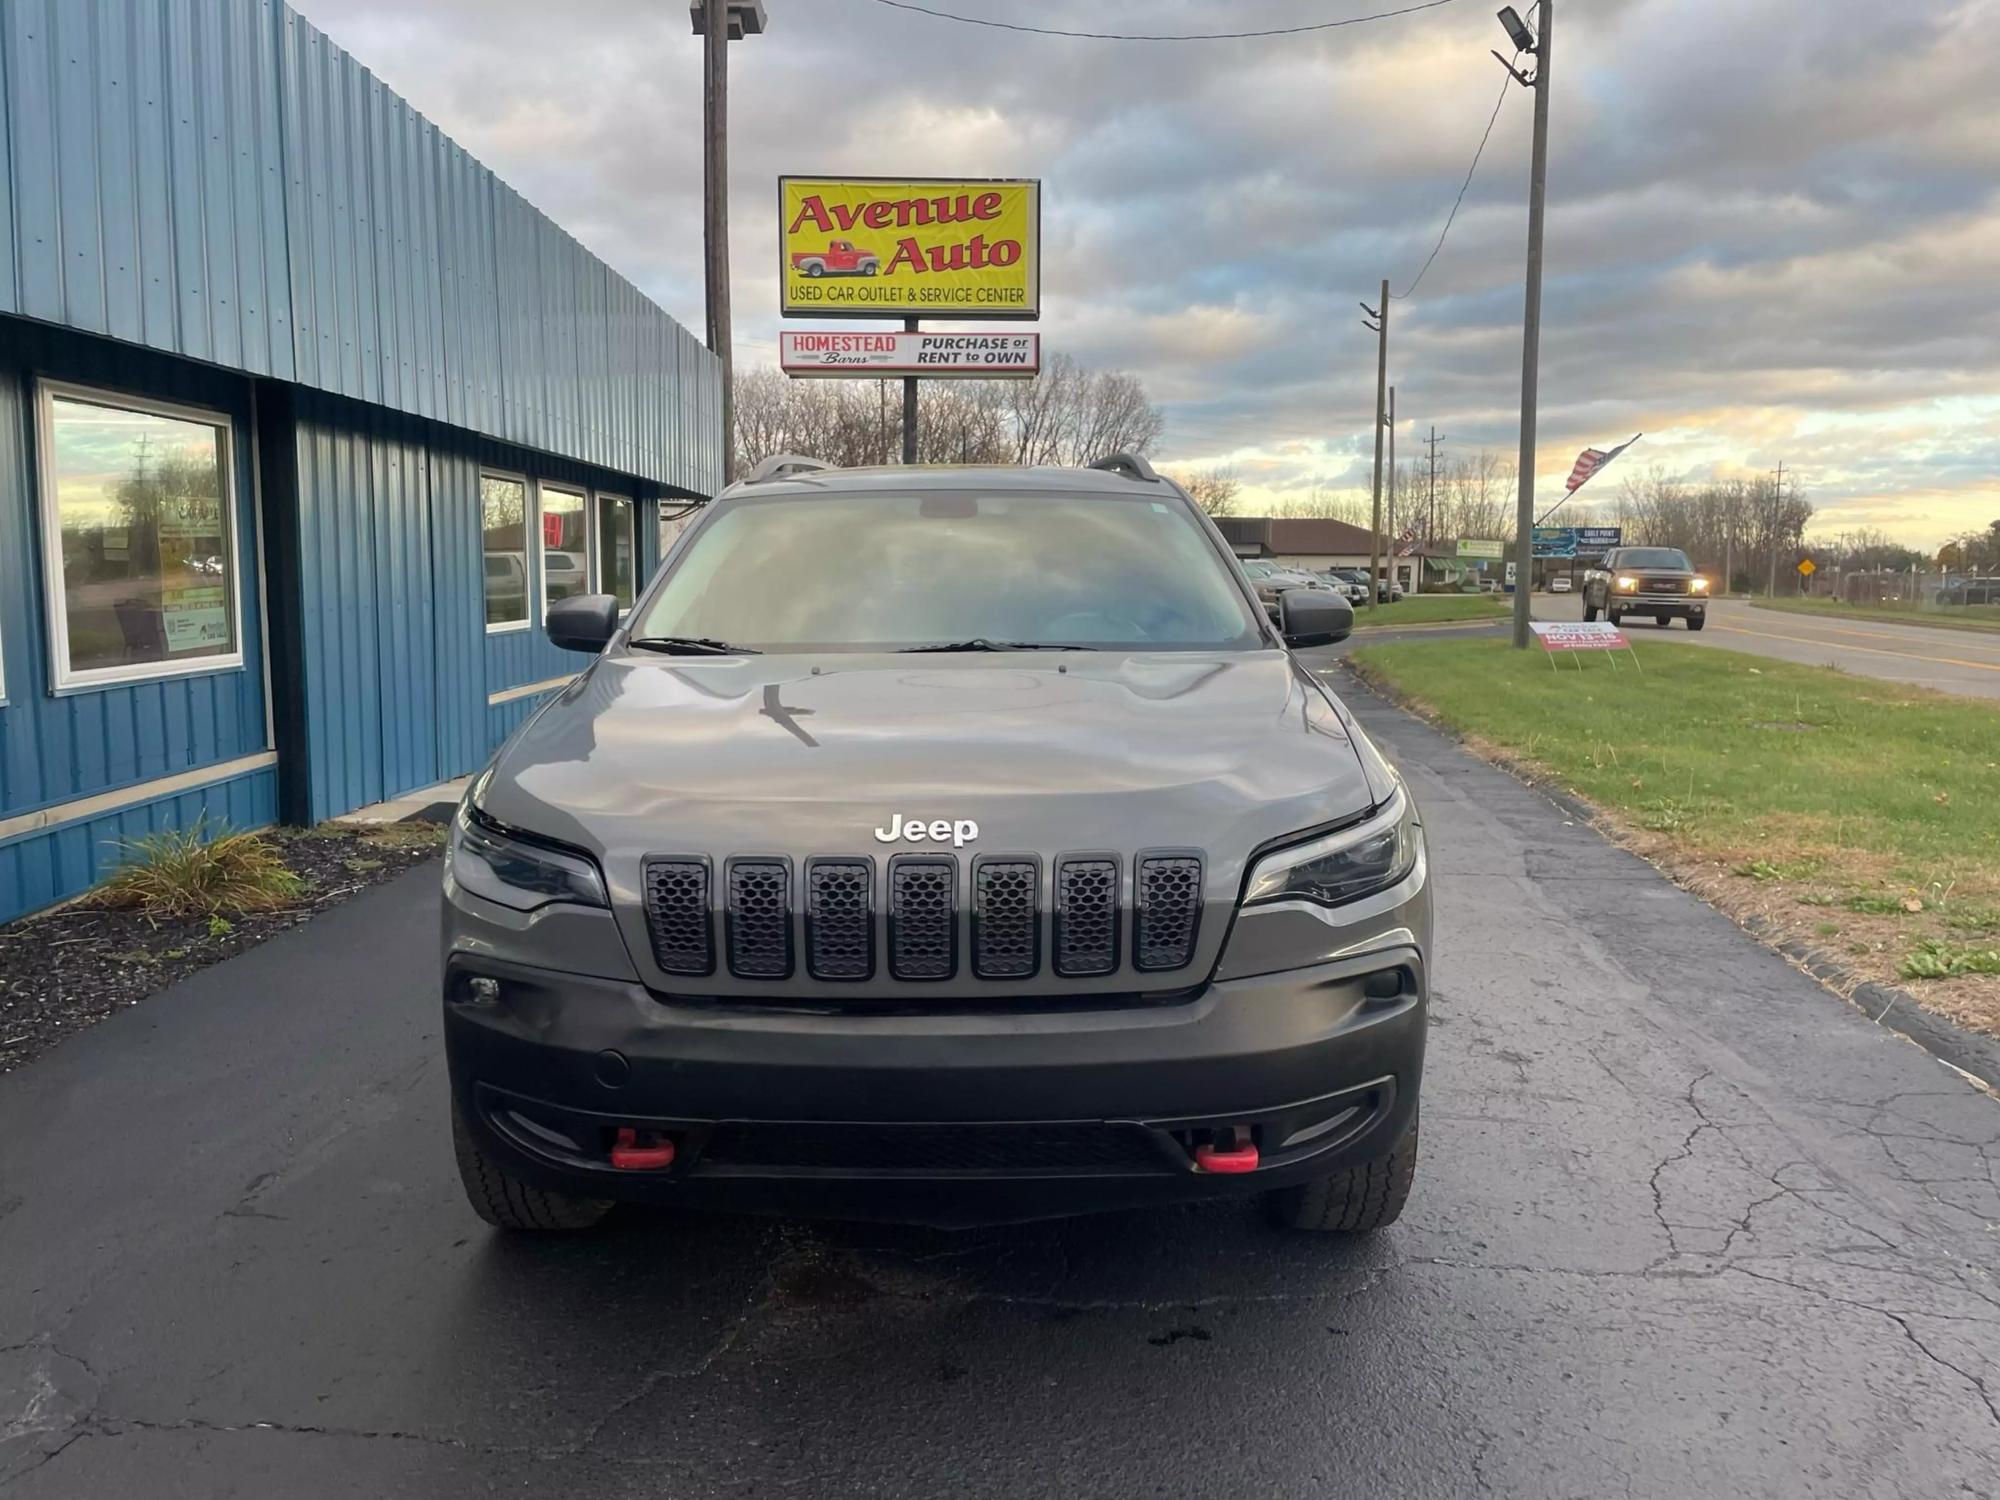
1611,594,1705,618
444,949,1426,1226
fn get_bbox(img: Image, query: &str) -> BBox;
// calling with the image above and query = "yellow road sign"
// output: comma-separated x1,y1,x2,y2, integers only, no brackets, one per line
1798,558,1817,576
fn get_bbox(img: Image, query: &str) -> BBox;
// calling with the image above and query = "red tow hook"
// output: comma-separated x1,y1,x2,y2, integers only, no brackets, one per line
1193,1127,1259,1174
609,1127,676,1171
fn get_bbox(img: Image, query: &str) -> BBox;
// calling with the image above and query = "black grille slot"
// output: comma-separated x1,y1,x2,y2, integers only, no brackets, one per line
700,1121,1170,1175
889,858,956,980
1135,855,1202,971
806,859,873,981
1054,856,1119,978
726,859,793,979
642,858,713,976
973,859,1039,979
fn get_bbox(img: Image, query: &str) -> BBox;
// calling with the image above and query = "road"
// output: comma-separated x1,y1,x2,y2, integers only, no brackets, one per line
1538,595,2000,700
3,689,1998,1498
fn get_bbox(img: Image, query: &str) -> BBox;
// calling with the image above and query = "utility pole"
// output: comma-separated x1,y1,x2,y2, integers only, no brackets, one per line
1426,425,1442,590
692,1,767,485
1498,1,1551,649
1386,386,1397,596
1768,460,1786,598
1362,280,1389,614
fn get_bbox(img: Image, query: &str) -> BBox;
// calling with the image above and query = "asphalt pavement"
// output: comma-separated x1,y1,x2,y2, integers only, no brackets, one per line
1536,595,2000,700
3,687,1998,1498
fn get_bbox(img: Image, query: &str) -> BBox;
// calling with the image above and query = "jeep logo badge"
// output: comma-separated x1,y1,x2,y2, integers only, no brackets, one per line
874,814,979,848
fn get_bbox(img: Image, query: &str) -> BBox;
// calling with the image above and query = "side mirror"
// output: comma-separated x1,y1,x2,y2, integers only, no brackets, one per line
546,593,619,654
1280,589,1353,648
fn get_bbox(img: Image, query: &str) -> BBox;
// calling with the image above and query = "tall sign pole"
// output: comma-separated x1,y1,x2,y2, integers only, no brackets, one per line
1387,385,1397,594
903,317,920,463
1507,0,1551,649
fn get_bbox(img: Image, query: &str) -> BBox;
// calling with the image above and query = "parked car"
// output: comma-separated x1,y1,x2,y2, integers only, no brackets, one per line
790,239,880,277
1320,570,1369,605
1241,559,1326,619
443,451,1426,1237
1549,575,1572,594
1582,546,1709,629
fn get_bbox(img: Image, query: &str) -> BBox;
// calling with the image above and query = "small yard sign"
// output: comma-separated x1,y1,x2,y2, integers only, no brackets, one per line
1531,620,1639,672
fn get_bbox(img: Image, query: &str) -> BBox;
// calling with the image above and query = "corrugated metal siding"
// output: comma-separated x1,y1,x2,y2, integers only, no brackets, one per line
0,324,272,922
3,0,722,491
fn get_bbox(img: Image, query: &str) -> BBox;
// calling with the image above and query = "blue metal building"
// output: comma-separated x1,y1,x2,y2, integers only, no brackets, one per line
0,0,723,921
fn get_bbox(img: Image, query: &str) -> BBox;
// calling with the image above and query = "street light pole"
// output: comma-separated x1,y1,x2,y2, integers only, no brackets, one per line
1505,0,1551,649
692,1,767,486
1387,385,1397,595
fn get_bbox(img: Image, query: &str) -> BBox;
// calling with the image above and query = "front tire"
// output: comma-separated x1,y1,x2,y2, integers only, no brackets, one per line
1266,1121,1418,1233
453,1100,612,1232
1687,614,1706,632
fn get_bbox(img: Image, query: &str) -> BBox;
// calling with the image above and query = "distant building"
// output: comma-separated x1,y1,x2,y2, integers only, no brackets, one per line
0,0,723,921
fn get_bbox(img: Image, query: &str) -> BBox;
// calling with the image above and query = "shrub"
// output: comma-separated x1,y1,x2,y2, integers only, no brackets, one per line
94,821,302,919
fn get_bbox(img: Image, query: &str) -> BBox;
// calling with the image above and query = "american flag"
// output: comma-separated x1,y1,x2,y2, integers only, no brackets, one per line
1565,434,1640,492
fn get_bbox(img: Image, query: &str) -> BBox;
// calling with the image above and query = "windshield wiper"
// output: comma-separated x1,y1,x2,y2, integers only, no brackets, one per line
896,638,1099,654
627,635,763,656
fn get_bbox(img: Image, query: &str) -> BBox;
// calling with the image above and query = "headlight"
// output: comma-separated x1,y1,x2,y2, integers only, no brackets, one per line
1614,575,1638,591
449,802,607,911
1691,577,1710,593
1243,787,1418,909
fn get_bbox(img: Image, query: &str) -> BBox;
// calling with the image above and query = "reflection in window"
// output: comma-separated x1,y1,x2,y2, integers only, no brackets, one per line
542,486,587,612
596,494,635,610
45,392,237,680
482,474,529,627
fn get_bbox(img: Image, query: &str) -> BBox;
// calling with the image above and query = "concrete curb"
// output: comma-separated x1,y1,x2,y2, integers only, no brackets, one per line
1334,658,2000,1093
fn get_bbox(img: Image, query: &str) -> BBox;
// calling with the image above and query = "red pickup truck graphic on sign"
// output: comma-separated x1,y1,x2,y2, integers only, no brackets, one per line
790,239,881,278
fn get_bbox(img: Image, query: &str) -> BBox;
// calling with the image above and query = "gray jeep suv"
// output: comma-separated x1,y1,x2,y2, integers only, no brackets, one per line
443,453,1430,1233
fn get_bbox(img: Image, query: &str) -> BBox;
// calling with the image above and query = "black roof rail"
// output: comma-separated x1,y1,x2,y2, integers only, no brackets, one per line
1087,452,1162,484
742,453,832,484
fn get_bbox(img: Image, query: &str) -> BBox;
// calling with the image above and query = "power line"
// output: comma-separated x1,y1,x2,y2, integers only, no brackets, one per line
1391,52,1516,299
869,0,1464,42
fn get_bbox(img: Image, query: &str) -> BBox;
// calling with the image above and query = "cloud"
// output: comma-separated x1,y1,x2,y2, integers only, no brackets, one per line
289,0,2000,547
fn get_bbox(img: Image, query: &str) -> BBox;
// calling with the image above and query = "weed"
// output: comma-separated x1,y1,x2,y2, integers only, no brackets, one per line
1847,893,1919,917
1901,939,2000,981
93,820,303,919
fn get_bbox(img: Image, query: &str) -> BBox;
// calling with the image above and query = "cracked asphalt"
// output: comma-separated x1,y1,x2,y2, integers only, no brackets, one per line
3,678,1998,1498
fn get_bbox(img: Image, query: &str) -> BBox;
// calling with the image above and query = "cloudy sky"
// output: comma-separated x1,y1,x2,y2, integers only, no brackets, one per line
290,0,1998,547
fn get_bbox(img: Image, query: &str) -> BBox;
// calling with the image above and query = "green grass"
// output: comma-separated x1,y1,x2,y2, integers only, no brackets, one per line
1348,638,2000,870
1754,596,2000,636
1351,593,1510,628
93,820,303,919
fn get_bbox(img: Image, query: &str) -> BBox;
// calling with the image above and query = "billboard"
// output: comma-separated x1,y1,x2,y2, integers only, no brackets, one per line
1457,538,1505,559
780,177,1041,319
780,331,1040,378
1576,526,1622,557
1532,526,1578,558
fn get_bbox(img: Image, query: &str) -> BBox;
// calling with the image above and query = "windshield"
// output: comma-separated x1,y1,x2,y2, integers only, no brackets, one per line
1618,548,1694,570
633,490,1266,652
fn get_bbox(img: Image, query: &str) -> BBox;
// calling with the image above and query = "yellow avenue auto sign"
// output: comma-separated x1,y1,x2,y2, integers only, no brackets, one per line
780,177,1040,319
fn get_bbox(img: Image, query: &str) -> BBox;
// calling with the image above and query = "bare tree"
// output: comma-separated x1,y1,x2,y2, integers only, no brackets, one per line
1167,465,1241,516
734,354,1162,477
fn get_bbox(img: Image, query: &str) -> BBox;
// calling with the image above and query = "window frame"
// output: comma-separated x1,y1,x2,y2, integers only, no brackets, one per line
593,490,636,613
36,379,247,695
536,479,590,623
480,466,534,636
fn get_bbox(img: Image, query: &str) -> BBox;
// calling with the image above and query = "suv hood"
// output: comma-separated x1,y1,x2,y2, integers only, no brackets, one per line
482,651,1380,873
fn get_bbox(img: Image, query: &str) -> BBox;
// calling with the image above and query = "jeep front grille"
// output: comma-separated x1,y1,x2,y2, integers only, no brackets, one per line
1054,856,1120,977
805,859,873,981
1134,855,1203,971
639,850,1204,988
972,859,1039,979
889,858,957,980
726,859,793,979
642,858,713,976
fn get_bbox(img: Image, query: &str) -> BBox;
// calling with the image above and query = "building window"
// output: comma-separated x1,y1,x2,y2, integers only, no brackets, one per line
541,484,587,614
596,493,635,611
38,384,243,690
481,472,530,630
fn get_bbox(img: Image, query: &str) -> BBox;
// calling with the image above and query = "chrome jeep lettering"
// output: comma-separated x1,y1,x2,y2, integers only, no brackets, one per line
871,815,979,847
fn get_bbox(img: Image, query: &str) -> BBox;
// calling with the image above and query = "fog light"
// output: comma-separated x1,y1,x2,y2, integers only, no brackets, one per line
468,976,501,1004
